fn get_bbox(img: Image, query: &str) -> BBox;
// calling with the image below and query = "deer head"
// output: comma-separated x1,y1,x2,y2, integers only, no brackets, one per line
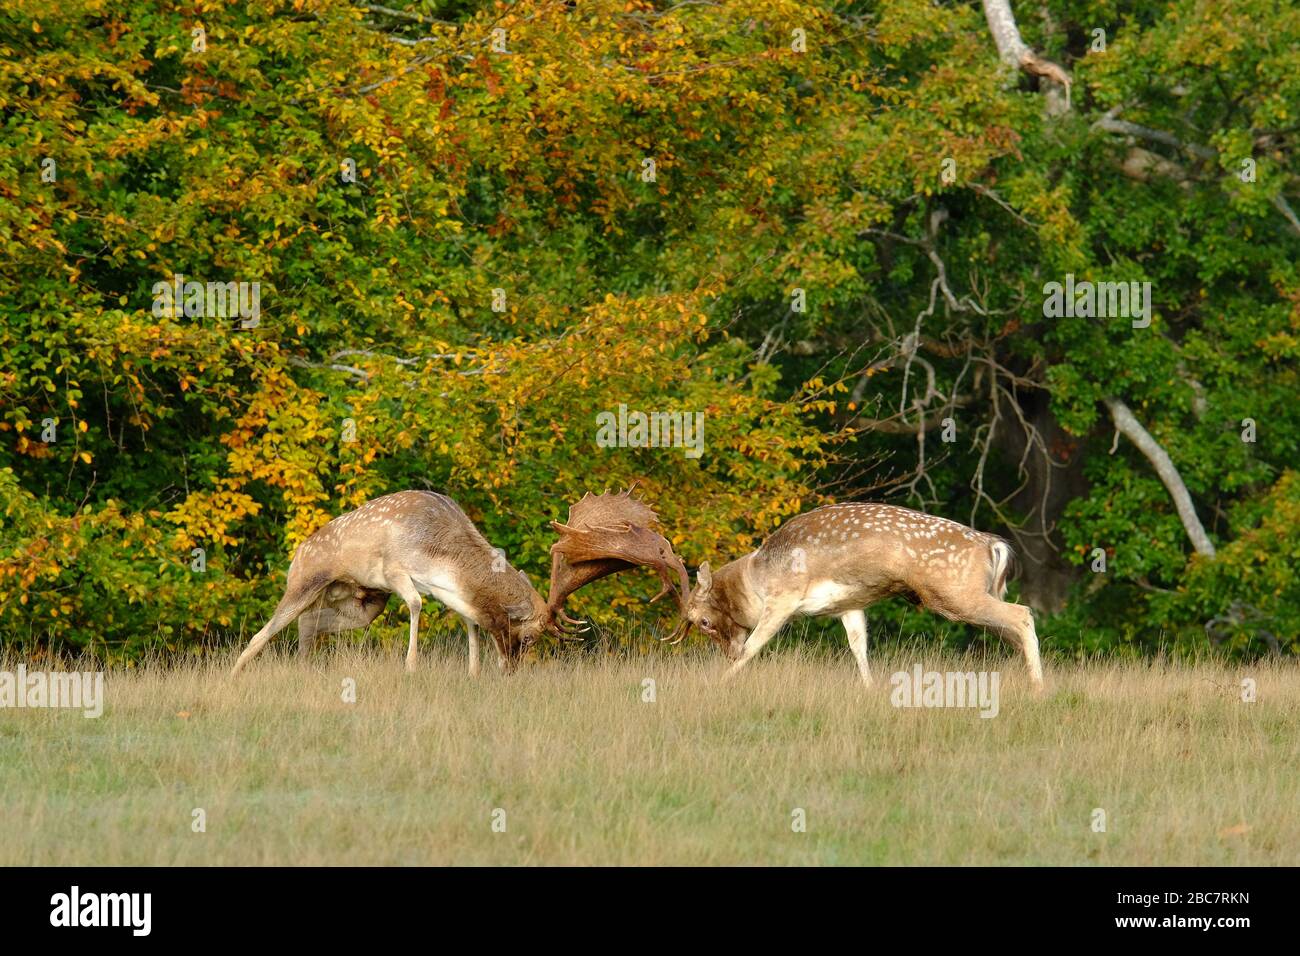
666,559,749,659
493,576,554,666
547,484,690,634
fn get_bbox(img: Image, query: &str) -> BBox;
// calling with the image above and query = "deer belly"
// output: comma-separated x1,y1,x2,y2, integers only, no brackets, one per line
799,580,861,615
346,552,390,591
410,566,481,622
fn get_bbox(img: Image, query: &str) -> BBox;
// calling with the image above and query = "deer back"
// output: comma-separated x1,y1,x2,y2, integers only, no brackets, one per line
289,490,543,619
750,503,1007,603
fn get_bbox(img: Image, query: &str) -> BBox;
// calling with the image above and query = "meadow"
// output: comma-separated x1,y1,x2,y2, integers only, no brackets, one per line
1,633,1295,866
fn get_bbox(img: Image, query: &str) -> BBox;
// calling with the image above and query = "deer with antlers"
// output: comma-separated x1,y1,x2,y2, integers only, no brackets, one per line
669,502,1044,691
230,485,688,676
230,490,561,676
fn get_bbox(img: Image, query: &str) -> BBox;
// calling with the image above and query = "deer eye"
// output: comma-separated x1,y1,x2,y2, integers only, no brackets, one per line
701,617,714,631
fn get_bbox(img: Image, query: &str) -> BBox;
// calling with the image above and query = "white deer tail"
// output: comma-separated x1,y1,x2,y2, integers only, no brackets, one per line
988,540,1016,600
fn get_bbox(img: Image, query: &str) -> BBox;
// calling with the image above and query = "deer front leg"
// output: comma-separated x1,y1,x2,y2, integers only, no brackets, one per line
722,603,792,682
390,574,422,673
840,609,872,686
466,620,481,677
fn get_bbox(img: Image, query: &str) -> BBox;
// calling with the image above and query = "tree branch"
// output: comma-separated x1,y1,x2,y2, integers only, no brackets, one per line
981,0,1071,108
1270,192,1300,236
1092,114,1216,160
849,395,974,434
1103,397,1216,558
1094,111,1300,237
362,4,451,26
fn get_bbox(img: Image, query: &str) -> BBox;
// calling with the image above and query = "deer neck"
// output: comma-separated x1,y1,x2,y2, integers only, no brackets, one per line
479,562,543,611
714,551,764,630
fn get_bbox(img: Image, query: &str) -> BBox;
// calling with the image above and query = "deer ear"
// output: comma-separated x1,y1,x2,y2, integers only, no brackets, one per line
505,599,533,620
696,561,712,594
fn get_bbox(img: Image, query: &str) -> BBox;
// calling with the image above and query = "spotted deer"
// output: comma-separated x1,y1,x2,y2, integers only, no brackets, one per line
669,503,1044,691
230,490,561,676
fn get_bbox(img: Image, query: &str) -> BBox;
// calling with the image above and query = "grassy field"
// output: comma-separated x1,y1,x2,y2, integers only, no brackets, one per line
1,636,1296,865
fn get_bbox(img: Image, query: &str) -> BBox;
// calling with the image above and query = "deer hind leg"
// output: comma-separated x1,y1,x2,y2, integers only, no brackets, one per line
949,593,1044,692
840,609,872,686
298,583,349,657
232,585,322,676
1019,611,1044,691
390,573,423,673
298,599,327,658
232,621,284,677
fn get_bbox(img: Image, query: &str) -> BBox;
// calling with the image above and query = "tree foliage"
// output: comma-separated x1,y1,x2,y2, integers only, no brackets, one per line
1,0,1297,659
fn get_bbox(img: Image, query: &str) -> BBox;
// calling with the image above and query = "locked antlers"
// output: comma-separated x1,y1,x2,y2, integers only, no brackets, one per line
547,484,690,634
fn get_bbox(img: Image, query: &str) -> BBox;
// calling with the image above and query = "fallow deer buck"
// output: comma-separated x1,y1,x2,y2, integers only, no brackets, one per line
230,490,562,676
669,502,1044,691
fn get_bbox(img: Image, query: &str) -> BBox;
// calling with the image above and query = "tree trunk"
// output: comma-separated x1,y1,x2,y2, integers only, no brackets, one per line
990,386,1088,613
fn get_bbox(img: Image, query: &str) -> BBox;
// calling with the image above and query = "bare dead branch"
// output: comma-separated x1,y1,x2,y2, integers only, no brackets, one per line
981,0,1071,108
969,183,1040,228
849,395,974,434
1271,193,1300,236
1094,111,1300,237
1092,114,1217,160
1103,397,1217,558
362,4,452,26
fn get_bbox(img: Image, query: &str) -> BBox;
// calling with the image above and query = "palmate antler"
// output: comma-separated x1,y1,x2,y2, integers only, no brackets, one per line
547,484,691,635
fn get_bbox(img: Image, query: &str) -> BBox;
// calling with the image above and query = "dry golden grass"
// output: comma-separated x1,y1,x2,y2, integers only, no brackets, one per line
1,638,1296,865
